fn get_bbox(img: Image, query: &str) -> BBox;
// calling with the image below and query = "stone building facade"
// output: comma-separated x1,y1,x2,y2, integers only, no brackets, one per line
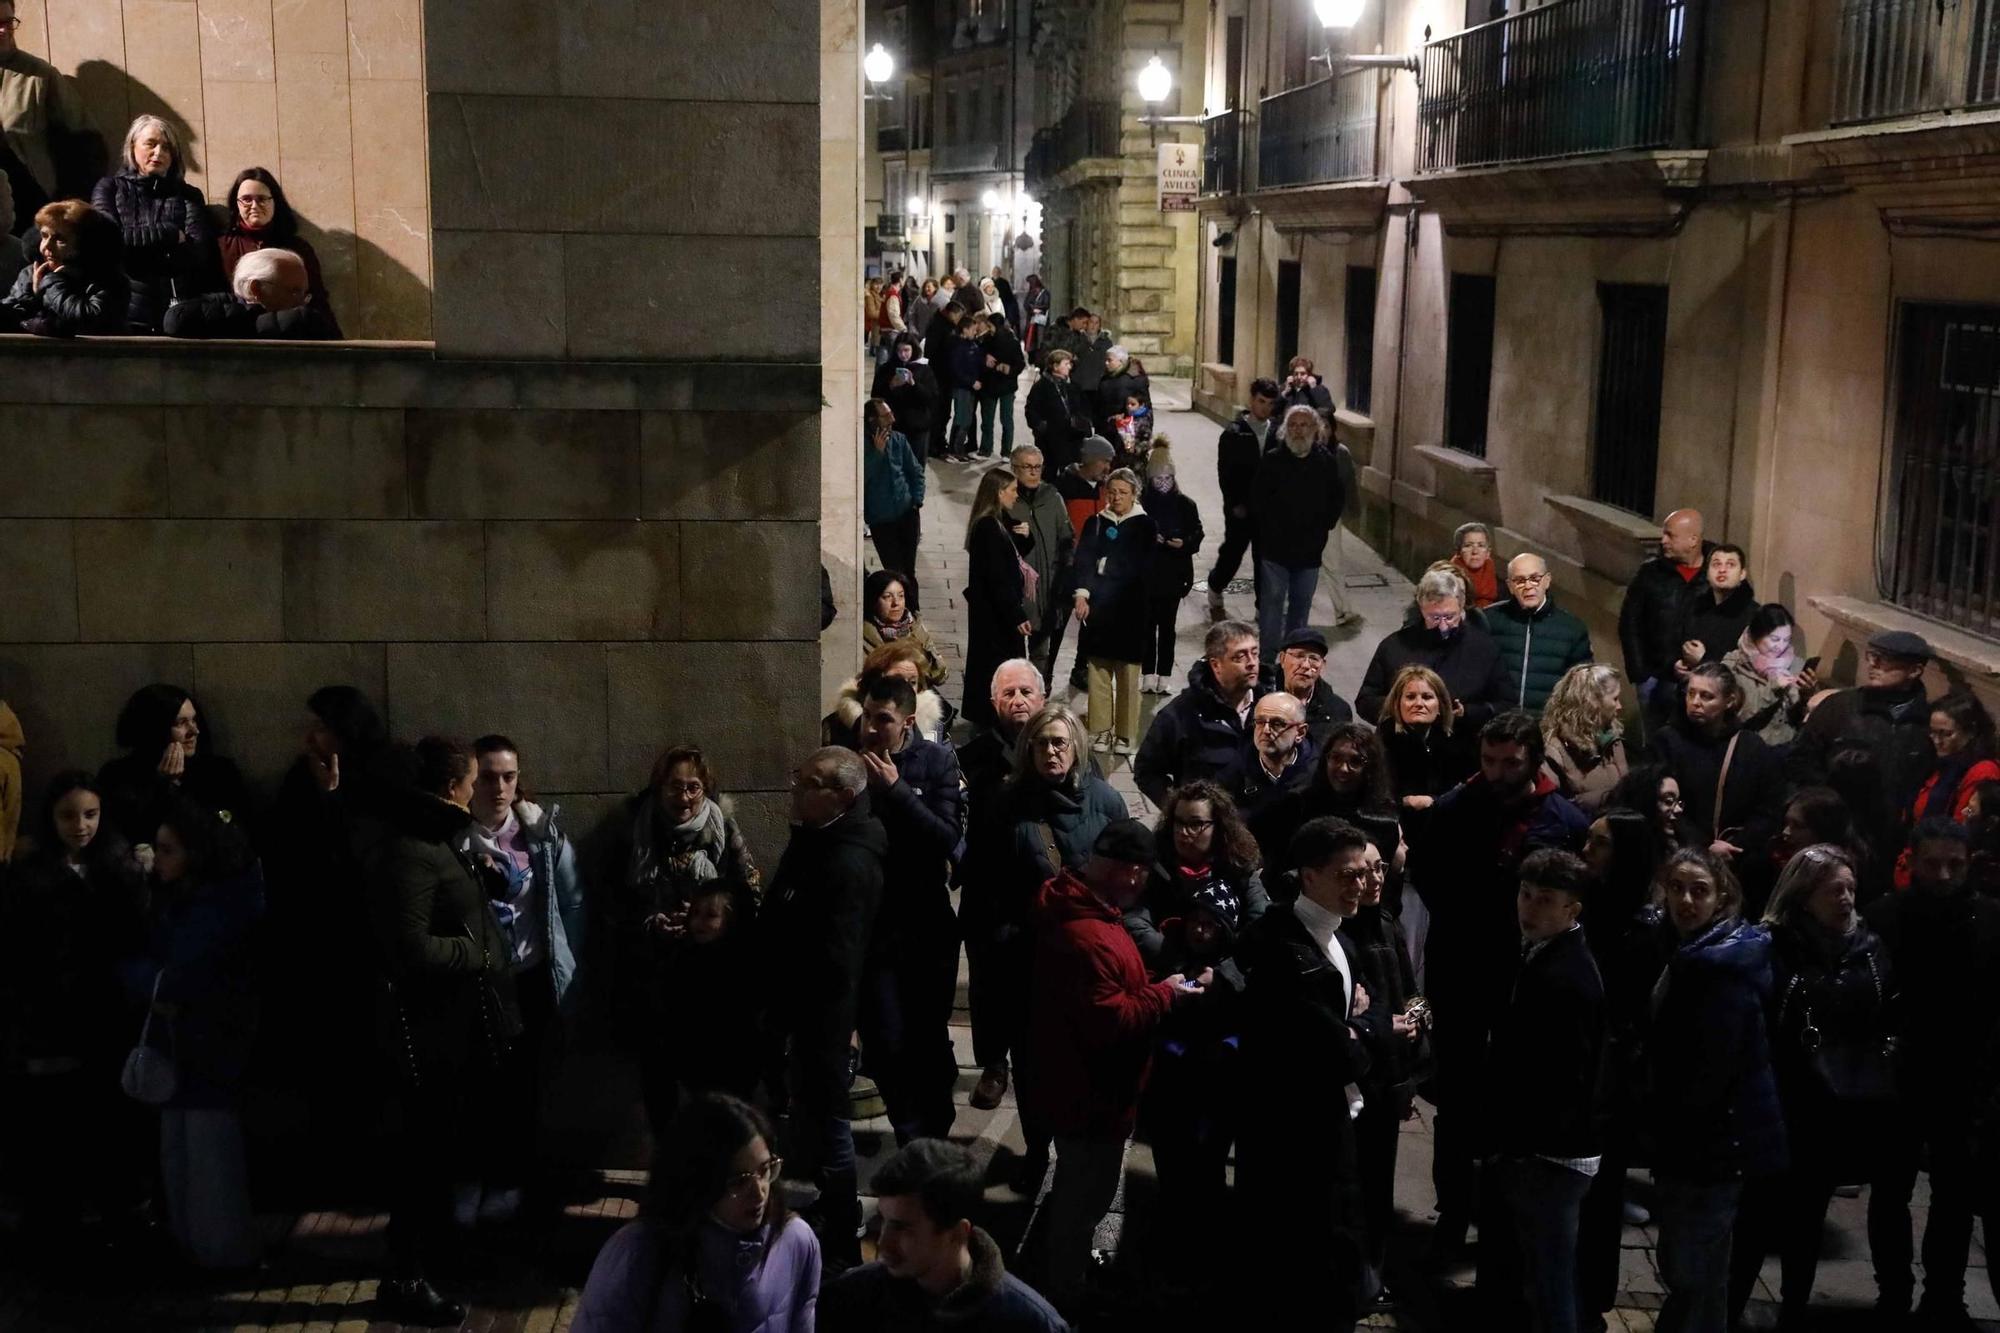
0,0,848,859
1025,0,1202,372
1192,0,2000,694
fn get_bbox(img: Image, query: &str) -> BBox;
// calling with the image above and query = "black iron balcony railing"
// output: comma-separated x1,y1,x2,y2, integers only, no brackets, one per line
1418,0,1699,172
1024,128,1055,190
1024,99,1122,189
877,213,907,240
877,124,910,154
1834,0,2000,124
1202,108,1246,195
1258,72,1378,189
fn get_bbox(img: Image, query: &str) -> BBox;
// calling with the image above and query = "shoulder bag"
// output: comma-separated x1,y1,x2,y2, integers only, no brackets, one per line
120,970,178,1105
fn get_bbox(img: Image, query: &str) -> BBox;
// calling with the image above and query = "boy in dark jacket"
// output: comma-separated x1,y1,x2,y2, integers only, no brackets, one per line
1476,848,1607,1333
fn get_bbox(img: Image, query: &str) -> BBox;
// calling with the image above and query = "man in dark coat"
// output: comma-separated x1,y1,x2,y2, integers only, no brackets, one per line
1206,378,1282,621
1133,620,1268,806
1218,691,1318,830
1787,628,1937,818
1862,819,2000,1325
1673,543,1758,671
1354,567,1510,727
1617,507,1713,736
923,301,967,460
1027,820,1196,1311
1476,848,1607,1333
162,246,336,340
956,660,1047,1112
853,676,967,1146
1409,710,1591,1253
1237,816,1381,1328
1272,626,1354,747
1250,405,1346,662
764,746,889,1268
1024,347,1089,473
1485,552,1595,714
823,1139,1070,1332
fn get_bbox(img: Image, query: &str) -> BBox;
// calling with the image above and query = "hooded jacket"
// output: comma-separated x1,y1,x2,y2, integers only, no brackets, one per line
1353,618,1510,730
821,1225,1069,1332
1026,867,1179,1138
1132,660,1269,806
824,677,953,747
1484,593,1595,713
873,337,942,435
1250,442,1344,568
1617,547,1713,684
0,702,22,863
1053,463,1107,539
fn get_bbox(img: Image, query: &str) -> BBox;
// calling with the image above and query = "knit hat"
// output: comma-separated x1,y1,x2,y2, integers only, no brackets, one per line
1189,877,1242,937
1093,818,1155,867
1080,435,1116,463
1867,629,1932,662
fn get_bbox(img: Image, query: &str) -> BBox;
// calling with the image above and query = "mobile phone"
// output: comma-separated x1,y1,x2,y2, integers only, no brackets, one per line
1803,656,1821,673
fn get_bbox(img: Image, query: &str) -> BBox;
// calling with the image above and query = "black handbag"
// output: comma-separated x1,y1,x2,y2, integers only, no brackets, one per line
1787,954,1897,1104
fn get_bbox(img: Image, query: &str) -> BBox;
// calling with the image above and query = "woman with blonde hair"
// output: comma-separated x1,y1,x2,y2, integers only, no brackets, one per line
1377,663,1476,815
1542,663,1631,815
92,114,217,330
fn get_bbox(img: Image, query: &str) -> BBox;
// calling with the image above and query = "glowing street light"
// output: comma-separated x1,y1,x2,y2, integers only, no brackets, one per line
863,43,895,84
906,194,925,215
981,188,1001,210
1314,0,1364,27
1136,55,1172,105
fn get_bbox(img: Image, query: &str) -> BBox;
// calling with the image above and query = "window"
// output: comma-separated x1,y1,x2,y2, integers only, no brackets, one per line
991,73,1007,141
1226,16,1246,110
967,83,983,143
1218,255,1238,365
1591,282,1669,515
1446,272,1497,457
1276,260,1302,377
1886,301,2000,635
945,87,959,142
1344,265,1377,415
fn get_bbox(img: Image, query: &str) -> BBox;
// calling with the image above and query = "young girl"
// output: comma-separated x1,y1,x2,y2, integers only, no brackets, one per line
1111,392,1154,465
0,772,147,1247
858,568,948,690
1139,442,1204,695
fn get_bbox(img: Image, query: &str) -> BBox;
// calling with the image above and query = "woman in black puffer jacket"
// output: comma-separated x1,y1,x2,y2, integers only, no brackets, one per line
91,115,219,330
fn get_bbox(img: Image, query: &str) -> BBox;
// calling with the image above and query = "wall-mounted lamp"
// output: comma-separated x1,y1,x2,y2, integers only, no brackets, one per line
863,43,896,100
1136,53,1205,143
1307,1,1419,75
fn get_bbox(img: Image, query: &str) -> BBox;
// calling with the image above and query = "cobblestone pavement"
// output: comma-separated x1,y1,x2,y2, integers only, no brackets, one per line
1,378,1987,1331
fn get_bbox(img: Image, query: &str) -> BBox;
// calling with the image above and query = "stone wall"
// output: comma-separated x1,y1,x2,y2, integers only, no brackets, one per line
11,0,432,337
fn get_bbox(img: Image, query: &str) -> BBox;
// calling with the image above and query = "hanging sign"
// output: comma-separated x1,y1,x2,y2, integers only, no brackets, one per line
1157,143,1199,212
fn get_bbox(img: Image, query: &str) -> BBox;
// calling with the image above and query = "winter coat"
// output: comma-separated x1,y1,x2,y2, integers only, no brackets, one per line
121,864,266,1108
1722,636,1806,747
1250,780,1401,883
1484,594,1595,713
1139,486,1203,597
824,677,954,747
956,725,1023,933
1675,583,1759,668
1354,620,1510,729
1279,377,1337,422
978,327,1026,402
873,346,942,436
218,229,340,332
863,428,925,527
1250,444,1344,569
1133,660,1270,807
859,617,951,690
1863,885,2000,1107
1024,373,1089,454
923,308,962,377
1002,770,1128,890
1026,867,1179,1139
1053,464,1106,539
1346,902,1427,1104
1380,723,1478,811
1481,925,1607,1160
1285,679,1355,752
1,844,146,1072
869,733,966,948
495,800,587,1010
91,169,218,329
947,335,987,393
0,701,21,863
1649,720,1785,858
762,795,888,1080
1766,919,1897,1167
0,256,124,335
1786,682,1936,817
572,1215,819,1333
1216,736,1318,831
1542,733,1630,816
1891,755,2000,889
1074,508,1156,664
97,749,253,850
1216,410,1278,510
822,1226,1068,1333
1123,858,1270,979
1069,330,1113,393
1095,368,1152,436
966,513,1029,633
1644,914,1787,1181
162,292,340,340
1617,549,1711,685
1010,481,1073,625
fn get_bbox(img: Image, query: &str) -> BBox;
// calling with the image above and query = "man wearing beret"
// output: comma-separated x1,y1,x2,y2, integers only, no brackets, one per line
1272,626,1355,749
1786,628,1936,816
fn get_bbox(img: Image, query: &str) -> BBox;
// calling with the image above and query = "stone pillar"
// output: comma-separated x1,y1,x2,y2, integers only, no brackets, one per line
822,0,866,704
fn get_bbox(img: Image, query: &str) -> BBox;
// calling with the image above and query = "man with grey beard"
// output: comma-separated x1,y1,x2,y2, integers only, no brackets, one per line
1250,405,1346,663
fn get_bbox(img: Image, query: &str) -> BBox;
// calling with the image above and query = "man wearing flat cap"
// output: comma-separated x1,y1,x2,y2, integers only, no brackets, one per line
1273,626,1354,748
1026,818,1206,1312
1787,627,1936,814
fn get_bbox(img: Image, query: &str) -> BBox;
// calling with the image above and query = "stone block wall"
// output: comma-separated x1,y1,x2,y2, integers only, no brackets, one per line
0,342,822,860
11,0,432,338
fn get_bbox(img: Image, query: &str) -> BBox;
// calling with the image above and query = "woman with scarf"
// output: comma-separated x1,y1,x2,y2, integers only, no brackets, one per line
858,569,948,690
609,745,764,1142
1073,468,1157,756
1721,604,1814,748
1891,690,2000,891
1449,523,1501,610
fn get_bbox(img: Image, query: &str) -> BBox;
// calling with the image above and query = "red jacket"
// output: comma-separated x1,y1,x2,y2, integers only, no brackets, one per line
1892,757,2000,889
1026,869,1178,1139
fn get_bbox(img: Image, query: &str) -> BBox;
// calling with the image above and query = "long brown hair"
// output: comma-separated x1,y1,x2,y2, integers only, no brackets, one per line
1155,780,1262,874
964,468,1018,550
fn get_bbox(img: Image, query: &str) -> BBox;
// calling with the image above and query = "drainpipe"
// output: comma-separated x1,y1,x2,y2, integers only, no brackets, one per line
1387,197,1418,564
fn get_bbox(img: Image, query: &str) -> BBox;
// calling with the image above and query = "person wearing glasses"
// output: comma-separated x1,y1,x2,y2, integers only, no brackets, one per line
0,0,87,232
1354,566,1509,730
1486,552,1595,715
1217,691,1316,831
573,1093,819,1333
214,166,340,331
1787,628,1937,822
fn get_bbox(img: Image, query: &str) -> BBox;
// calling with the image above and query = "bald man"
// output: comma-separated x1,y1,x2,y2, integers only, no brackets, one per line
1617,508,1713,734
1486,551,1594,713
1220,690,1317,825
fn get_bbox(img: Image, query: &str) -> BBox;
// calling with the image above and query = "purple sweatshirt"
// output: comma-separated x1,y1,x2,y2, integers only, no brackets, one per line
572,1215,820,1333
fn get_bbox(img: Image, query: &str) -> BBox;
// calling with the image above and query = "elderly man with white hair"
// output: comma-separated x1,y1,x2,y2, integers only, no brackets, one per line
1249,403,1347,663
1094,342,1151,441
1354,564,1509,727
163,246,337,340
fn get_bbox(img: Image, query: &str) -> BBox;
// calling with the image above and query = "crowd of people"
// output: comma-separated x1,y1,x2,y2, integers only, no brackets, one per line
0,12,339,340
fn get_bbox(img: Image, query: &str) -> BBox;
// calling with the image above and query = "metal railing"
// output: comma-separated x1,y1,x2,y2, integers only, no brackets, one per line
877,213,908,240
1834,0,2000,124
1258,71,1379,188
1418,0,1698,172
1038,99,1123,182
1202,108,1245,195
931,141,1007,174
877,124,910,154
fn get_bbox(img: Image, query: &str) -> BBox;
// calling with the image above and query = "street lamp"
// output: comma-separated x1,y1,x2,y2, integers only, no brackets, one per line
981,188,1001,210
864,43,895,85
1136,56,1172,107
1313,0,1365,27
906,194,926,216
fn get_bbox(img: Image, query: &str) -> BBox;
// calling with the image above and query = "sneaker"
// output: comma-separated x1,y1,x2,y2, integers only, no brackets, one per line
1091,733,1113,753
1112,737,1133,757
1140,673,1156,693
970,1066,1009,1111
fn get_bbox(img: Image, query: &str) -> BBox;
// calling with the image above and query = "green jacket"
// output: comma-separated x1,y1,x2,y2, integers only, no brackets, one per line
1486,595,1595,713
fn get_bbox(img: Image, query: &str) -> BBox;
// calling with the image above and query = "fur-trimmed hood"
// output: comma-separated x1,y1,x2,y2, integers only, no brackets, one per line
827,677,948,742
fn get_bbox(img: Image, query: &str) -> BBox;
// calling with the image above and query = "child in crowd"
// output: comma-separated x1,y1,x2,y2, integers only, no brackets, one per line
652,883,763,1105
859,568,948,691
1111,392,1154,468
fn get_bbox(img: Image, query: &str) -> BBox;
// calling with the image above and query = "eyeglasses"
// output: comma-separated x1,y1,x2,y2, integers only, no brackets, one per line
238,193,273,206
1508,573,1548,587
1034,735,1072,752
1659,793,1685,808
1253,716,1298,731
1422,611,1463,628
724,1156,783,1198
663,780,705,796
1173,818,1214,834
0,18,21,31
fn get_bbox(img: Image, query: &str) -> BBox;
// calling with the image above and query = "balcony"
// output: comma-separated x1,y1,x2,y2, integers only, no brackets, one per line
1417,0,1699,173
877,213,908,240
1023,99,1123,190
1257,72,1378,189
878,124,910,154
1834,0,2000,124
931,140,1009,175
1202,108,1246,195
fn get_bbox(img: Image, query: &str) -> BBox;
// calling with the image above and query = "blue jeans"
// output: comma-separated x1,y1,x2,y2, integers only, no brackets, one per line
1256,559,1320,661
979,391,1016,456
1481,1156,1593,1333
1654,1174,1743,1333
951,387,977,452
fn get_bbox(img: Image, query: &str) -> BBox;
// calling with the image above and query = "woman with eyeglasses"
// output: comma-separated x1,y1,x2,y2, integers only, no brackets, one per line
609,745,765,1142
573,1093,818,1333
216,166,341,333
